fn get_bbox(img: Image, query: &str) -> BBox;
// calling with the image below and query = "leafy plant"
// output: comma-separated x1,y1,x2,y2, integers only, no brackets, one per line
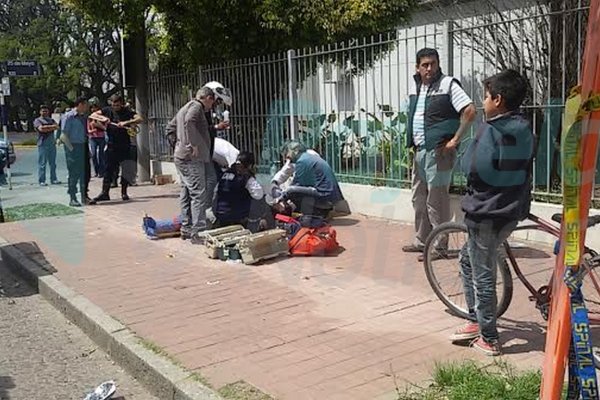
361,104,411,180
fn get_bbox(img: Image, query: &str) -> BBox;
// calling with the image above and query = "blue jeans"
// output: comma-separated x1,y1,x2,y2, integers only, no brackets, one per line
89,137,106,176
459,220,517,343
38,141,58,184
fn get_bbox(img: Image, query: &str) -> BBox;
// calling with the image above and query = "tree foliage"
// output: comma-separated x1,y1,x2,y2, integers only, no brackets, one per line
0,0,121,130
64,0,418,67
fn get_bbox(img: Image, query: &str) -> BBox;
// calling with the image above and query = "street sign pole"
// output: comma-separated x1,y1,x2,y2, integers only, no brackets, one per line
1,92,11,190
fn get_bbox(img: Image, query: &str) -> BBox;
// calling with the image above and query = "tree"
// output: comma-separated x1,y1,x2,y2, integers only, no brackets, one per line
0,0,121,130
432,0,589,193
64,0,418,67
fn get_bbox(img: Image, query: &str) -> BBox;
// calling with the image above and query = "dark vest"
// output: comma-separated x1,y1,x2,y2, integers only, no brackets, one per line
406,72,462,151
215,167,252,222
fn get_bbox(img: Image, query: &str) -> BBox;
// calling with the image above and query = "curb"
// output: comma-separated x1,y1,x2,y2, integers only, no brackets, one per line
0,238,222,400
13,144,37,148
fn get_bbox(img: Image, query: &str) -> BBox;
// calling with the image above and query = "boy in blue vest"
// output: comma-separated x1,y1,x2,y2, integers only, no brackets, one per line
214,151,266,230
450,69,534,356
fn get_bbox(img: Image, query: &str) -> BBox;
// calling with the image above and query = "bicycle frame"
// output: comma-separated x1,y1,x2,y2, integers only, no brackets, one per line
504,213,600,322
502,213,560,308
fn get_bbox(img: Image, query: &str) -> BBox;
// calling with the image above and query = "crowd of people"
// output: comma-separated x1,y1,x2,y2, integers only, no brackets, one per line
31,81,348,236
33,94,141,207
29,47,535,358
165,81,349,243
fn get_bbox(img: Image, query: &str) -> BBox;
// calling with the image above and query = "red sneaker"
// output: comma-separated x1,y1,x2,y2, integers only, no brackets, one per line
471,337,501,356
450,321,480,343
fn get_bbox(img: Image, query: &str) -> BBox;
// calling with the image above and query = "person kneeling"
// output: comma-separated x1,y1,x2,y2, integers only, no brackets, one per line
274,141,345,217
214,152,268,232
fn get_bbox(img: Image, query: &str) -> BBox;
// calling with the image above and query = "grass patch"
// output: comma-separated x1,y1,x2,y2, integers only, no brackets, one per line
3,202,83,222
18,137,38,146
398,361,542,400
138,338,184,368
189,372,213,389
218,381,275,400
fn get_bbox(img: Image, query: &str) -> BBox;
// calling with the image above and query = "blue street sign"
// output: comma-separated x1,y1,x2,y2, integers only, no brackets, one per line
2,61,41,77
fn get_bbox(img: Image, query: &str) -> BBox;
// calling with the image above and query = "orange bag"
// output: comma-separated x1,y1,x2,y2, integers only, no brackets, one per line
288,225,339,256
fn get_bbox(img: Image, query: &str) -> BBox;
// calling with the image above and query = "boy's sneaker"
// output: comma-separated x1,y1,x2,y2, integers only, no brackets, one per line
471,337,501,356
450,321,480,343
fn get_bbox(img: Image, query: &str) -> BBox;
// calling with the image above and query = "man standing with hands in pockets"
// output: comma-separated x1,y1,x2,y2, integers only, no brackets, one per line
167,82,231,243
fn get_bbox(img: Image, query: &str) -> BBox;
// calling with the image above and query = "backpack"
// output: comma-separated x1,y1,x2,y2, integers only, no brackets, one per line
288,225,339,256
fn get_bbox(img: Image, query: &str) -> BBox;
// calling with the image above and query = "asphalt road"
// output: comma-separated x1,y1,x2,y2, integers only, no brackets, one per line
0,258,159,400
1,145,94,208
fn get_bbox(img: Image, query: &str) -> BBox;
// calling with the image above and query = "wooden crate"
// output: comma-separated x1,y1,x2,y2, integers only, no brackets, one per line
154,174,173,185
237,229,289,265
203,225,251,258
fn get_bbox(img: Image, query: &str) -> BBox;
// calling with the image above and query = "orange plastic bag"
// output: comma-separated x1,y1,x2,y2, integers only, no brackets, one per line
288,226,339,256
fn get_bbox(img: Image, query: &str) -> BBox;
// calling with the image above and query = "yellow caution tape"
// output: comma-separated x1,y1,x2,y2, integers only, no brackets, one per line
562,86,600,267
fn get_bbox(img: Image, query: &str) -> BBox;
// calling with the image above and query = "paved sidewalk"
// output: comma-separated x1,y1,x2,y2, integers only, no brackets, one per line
0,181,549,399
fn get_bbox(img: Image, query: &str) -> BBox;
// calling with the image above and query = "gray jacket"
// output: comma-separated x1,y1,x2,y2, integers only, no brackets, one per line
167,99,211,162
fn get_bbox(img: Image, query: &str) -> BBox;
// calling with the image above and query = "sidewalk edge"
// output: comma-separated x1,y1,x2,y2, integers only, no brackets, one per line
0,240,222,400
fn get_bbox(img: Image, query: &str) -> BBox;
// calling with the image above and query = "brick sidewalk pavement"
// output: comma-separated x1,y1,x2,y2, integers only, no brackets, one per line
0,182,548,399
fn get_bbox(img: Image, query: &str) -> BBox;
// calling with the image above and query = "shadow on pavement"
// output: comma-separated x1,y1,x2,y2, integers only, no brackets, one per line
7,242,57,273
511,246,553,259
89,199,150,207
0,375,16,399
497,318,546,354
132,193,179,200
330,217,361,227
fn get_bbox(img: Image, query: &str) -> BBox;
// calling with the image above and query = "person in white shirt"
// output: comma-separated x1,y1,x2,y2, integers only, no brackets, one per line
402,48,476,258
212,137,240,169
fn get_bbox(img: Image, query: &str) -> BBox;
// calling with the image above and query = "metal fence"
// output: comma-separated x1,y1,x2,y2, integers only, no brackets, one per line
148,0,591,200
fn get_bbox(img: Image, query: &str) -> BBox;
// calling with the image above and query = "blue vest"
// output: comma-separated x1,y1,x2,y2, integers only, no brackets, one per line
215,168,252,222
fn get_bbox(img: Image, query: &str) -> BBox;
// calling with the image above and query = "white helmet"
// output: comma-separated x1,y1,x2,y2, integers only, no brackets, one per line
203,81,232,106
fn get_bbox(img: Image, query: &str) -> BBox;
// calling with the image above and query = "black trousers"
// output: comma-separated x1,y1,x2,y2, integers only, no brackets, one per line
103,146,129,190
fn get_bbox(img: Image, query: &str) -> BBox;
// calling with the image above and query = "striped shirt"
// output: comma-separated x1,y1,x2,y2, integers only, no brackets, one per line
412,80,472,147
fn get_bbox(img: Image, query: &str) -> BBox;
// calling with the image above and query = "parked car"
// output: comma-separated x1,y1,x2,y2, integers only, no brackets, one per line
0,138,16,171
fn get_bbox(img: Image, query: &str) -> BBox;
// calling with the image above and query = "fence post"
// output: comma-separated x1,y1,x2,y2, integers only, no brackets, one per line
287,49,297,139
444,20,454,76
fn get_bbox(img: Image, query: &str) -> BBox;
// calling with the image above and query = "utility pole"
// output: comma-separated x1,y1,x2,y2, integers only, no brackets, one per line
1,78,11,191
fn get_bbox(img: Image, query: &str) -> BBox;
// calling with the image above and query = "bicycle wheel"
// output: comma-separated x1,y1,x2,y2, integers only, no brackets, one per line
423,221,514,320
579,255,600,368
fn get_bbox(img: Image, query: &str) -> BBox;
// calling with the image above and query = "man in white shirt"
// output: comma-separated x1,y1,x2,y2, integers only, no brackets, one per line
213,137,240,169
403,48,476,259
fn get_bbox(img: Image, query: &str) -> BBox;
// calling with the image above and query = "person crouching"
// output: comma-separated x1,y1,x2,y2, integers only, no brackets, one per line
214,152,267,231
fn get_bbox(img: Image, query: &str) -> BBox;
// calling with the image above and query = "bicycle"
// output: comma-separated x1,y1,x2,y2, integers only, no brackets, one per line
423,212,600,363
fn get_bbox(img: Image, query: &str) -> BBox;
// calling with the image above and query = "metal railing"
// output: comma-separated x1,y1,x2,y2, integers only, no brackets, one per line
148,0,591,200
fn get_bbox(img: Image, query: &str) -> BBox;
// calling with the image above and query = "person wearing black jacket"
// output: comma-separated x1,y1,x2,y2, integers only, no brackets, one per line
89,95,142,204
449,69,534,356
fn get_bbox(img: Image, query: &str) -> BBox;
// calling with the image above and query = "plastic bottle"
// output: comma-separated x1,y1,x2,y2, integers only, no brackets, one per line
223,110,230,124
